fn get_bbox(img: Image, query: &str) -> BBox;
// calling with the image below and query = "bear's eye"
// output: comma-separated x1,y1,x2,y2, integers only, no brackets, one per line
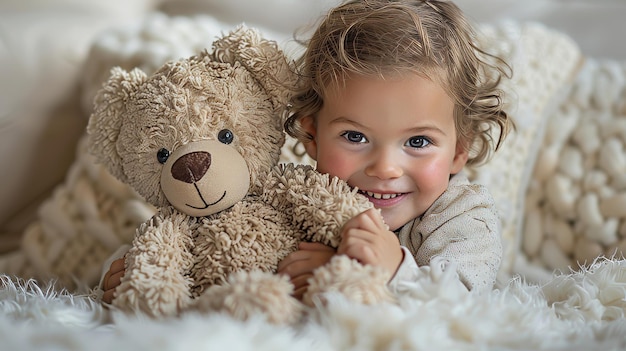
156,148,170,164
218,129,234,144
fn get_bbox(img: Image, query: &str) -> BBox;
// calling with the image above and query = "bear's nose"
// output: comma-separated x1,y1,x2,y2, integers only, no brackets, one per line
170,151,211,183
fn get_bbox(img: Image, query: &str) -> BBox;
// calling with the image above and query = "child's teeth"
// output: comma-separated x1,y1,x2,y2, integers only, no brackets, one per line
366,191,398,199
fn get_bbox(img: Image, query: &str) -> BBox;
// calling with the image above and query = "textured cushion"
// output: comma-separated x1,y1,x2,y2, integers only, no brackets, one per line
0,0,158,239
464,22,582,282
521,58,626,280
80,13,235,115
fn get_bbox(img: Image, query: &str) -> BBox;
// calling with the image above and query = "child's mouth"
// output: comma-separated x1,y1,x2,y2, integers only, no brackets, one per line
358,190,405,206
362,191,400,199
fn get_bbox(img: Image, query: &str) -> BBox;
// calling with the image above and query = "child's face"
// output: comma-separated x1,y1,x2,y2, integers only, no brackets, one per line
301,74,468,231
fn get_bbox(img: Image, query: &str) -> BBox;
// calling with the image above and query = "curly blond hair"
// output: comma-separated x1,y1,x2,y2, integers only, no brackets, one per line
284,0,513,166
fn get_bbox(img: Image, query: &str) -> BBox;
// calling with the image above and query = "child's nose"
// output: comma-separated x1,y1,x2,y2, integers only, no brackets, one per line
364,150,403,179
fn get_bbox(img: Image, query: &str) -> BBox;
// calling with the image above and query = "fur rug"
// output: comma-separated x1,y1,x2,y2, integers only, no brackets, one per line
2,257,626,350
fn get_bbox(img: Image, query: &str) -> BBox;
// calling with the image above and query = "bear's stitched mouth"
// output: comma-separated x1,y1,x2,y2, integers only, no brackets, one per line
186,183,226,210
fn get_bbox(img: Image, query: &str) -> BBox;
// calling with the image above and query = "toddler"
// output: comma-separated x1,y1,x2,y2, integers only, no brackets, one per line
277,0,513,299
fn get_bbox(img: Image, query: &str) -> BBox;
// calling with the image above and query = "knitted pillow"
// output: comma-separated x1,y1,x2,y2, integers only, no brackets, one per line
465,22,582,282
80,13,236,115
520,58,626,281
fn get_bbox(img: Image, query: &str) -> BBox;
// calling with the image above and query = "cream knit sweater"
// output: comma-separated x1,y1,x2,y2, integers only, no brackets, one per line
391,172,502,293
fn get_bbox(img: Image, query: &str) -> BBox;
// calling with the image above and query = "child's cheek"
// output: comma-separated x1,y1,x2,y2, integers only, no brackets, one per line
415,158,454,193
315,151,357,181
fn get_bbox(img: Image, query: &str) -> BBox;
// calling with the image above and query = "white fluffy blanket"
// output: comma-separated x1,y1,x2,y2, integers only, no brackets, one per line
3,257,626,350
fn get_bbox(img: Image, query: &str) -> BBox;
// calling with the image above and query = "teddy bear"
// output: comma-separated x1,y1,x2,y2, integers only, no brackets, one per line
86,25,394,324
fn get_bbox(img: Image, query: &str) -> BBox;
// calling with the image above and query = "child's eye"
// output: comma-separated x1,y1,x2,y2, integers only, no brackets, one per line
406,136,430,148
341,131,367,143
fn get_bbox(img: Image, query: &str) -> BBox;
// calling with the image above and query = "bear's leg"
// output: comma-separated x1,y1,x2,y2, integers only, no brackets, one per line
112,212,195,317
303,255,396,307
193,271,303,324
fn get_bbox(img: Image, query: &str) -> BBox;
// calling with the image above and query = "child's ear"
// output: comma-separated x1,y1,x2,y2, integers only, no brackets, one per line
451,140,469,174
300,116,318,160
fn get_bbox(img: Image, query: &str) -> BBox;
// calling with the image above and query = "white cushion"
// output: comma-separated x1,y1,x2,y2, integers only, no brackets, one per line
0,0,158,232
521,58,626,278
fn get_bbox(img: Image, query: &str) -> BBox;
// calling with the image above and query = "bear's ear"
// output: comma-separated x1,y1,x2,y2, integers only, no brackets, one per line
210,24,297,109
87,67,147,182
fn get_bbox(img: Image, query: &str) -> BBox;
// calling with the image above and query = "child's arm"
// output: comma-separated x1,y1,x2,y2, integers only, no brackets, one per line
277,242,335,300
402,178,502,292
414,211,501,292
337,208,404,280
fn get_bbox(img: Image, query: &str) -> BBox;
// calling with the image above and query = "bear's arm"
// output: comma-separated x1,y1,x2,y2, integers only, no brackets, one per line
260,164,373,248
112,207,196,317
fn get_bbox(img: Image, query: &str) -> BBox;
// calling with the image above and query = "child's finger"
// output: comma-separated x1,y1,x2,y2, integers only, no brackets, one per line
109,257,125,274
277,250,310,273
109,270,124,288
290,274,312,301
277,253,314,277
102,270,112,290
342,211,377,235
298,242,335,251
102,289,115,304
341,227,376,246
290,274,311,290
361,208,388,231
339,239,377,265
292,285,308,301
338,228,376,257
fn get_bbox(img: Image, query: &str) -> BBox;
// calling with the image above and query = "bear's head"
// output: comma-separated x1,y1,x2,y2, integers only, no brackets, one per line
87,25,295,217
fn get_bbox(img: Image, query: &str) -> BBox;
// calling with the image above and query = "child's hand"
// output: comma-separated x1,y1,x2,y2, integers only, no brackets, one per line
102,257,125,304
277,242,336,300
337,208,403,279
